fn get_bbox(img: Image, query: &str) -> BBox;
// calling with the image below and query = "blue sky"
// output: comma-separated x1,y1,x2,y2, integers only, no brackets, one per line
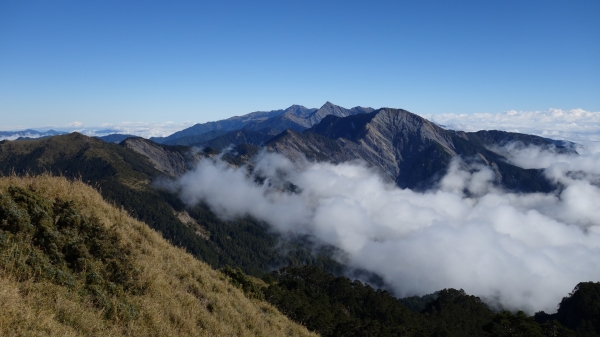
1,0,598,131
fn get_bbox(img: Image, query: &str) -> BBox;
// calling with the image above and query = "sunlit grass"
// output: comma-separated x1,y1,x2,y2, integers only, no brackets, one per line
0,174,317,337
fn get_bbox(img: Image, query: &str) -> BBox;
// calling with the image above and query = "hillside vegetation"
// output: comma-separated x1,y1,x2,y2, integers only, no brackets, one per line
0,134,341,278
2,175,598,337
0,175,316,337
260,266,600,337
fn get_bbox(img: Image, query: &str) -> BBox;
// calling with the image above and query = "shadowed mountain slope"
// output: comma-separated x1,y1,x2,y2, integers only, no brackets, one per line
267,108,567,192
96,133,137,143
120,137,199,177
196,129,275,151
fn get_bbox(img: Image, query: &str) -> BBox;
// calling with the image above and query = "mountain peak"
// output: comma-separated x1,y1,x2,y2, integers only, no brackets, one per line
319,101,339,110
287,104,308,110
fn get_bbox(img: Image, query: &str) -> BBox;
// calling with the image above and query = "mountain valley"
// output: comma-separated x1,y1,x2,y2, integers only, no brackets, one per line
0,102,598,336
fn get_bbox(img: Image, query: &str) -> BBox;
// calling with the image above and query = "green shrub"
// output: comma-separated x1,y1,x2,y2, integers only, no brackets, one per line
0,186,143,321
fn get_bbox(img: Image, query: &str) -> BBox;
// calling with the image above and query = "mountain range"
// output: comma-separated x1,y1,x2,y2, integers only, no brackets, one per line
149,102,374,147
1,102,595,336
266,107,573,191
131,103,573,193
0,102,578,282
0,129,66,140
0,103,572,279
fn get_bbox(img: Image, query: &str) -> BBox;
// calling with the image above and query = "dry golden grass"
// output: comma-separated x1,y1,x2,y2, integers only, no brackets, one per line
0,175,318,337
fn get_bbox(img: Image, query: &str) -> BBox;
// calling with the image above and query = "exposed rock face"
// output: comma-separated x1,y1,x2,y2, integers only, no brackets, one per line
268,108,562,192
122,137,200,177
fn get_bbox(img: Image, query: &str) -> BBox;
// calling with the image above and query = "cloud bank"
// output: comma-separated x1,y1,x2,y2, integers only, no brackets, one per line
166,142,600,314
424,108,600,143
4,107,597,142
75,121,196,138
0,121,195,140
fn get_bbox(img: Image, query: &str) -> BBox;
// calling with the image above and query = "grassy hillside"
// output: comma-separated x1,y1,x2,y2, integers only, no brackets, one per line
0,174,316,337
0,134,340,278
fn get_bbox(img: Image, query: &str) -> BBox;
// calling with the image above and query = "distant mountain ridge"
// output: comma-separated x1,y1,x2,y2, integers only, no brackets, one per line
1,103,577,195
96,133,137,143
0,129,66,140
151,102,374,146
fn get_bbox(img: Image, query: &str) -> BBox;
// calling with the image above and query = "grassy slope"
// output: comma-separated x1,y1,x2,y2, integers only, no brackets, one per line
0,175,316,337
0,134,339,278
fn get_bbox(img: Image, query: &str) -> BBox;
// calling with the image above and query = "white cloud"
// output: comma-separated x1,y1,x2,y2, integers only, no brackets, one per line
0,121,196,140
423,108,600,143
65,121,83,128
164,145,600,314
74,121,196,138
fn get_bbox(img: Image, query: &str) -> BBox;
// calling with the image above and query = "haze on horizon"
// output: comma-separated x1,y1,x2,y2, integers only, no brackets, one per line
1,1,598,130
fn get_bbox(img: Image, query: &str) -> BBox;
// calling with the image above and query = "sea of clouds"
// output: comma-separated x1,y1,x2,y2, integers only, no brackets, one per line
163,109,600,314
2,107,598,142
9,107,599,313
74,121,196,138
424,108,600,143
0,121,195,140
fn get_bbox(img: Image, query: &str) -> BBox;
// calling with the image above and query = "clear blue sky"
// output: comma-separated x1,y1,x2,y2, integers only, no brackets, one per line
1,0,598,129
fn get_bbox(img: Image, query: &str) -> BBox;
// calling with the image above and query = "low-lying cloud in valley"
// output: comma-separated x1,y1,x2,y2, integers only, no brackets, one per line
165,138,600,315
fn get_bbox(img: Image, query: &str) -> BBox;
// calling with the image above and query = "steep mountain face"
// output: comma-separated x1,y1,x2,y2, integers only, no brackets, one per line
152,102,373,146
121,137,200,177
267,108,564,192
